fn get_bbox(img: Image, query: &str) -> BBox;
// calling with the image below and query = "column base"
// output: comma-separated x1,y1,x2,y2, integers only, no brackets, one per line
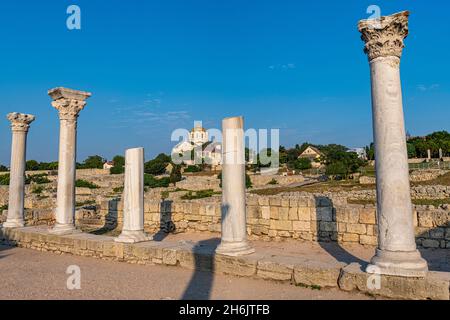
216,240,255,257
115,230,153,243
49,223,81,236
2,219,25,229
366,249,428,278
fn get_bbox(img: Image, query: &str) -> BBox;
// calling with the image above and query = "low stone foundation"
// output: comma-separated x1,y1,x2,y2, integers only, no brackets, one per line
97,194,450,249
1,226,448,300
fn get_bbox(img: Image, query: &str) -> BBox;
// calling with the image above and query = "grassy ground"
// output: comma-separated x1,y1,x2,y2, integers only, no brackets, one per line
251,179,375,196
348,198,450,207
412,172,450,186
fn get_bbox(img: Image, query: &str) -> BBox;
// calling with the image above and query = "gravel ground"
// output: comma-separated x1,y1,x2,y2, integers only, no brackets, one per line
0,245,373,300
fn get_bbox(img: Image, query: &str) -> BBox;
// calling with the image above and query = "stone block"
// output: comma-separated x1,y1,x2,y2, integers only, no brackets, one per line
429,228,445,239
288,208,298,220
422,239,440,248
257,260,294,281
417,212,434,228
269,197,281,206
279,207,289,220
359,208,376,224
281,198,290,207
215,255,258,277
162,247,178,265
320,221,337,232
343,233,359,243
270,220,292,231
261,206,270,220
293,261,343,288
338,263,449,300
359,235,377,246
346,223,366,235
293,221,310,232
270,207,279,219
298,207,310,221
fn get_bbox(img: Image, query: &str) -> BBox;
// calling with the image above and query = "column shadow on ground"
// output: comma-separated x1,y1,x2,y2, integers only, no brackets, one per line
180,204,228,300
314,196,368,267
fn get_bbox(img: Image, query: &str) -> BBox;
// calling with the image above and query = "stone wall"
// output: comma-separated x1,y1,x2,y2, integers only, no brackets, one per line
176,175,221,191
250,175,305,188
98,193,449,249
345,186,450,200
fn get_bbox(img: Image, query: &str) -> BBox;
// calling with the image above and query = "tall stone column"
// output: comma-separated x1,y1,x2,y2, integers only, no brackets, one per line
358,11,428,277
3,113,35,228
216,116,254,256
48,87,91,235
115,148,152,243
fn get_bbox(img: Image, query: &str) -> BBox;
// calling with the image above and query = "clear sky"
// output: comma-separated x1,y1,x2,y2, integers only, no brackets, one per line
0,0,448,164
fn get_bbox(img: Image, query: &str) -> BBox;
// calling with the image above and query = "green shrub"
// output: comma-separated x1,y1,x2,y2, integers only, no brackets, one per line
75,179,100,189
169,165,182,185
110,166,125,174
31,185,44,194
181,189,218,200
113,186,124,193
0,174,10,186
267,178,278,185
0,204,8,211
217,172,252,189
144,174,170,188
28,173,51,184
184,165,201,173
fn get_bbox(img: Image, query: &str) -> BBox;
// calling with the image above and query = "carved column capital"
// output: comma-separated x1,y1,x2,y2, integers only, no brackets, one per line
51,99,87,120
48,87,92,121
358,11,409,61
7,112,35,132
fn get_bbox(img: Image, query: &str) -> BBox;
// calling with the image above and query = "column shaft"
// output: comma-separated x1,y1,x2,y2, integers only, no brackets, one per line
53,118,78,232
5,132,27,227
359,11,428,277
216,116,254,256
48,86,91,235
3,112,35,229
115,148,152,243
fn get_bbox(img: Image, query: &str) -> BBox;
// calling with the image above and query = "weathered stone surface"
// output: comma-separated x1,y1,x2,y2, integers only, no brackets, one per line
257,259,294,281
293,261,343,288
339,263,450,300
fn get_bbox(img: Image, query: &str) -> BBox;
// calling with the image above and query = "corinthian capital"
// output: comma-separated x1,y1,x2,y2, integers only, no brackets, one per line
48,87,92,120
7,112,35,132
358,11,409,61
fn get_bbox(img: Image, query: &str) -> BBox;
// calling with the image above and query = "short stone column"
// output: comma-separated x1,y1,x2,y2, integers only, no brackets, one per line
48,87,91,235
3,113,35,228
216,116,254,256
115,148,152,243
359,11,427,277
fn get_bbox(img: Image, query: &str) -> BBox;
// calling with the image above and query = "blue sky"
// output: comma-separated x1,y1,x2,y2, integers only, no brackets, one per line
0,0,448,164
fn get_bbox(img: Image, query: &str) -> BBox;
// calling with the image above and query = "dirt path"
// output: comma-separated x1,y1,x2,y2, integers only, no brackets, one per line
0,245,373,300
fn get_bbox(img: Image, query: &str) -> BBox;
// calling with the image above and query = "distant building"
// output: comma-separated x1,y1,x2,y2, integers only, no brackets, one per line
103,161,114,170
348,148,367,160
298,146,323,168
172,123,221,166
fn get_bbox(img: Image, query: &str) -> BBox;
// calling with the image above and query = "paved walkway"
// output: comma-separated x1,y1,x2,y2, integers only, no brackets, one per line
0,245,373,300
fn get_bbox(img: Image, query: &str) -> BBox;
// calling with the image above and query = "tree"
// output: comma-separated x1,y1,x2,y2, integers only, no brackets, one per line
0,164,8,172
289,158,312,170
79,155,105,169
169,165,182,185
110,155,125,174
144,159,167,175
26,160,40,171
406,143,416,159
155,153,171,164
113,155,125,167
